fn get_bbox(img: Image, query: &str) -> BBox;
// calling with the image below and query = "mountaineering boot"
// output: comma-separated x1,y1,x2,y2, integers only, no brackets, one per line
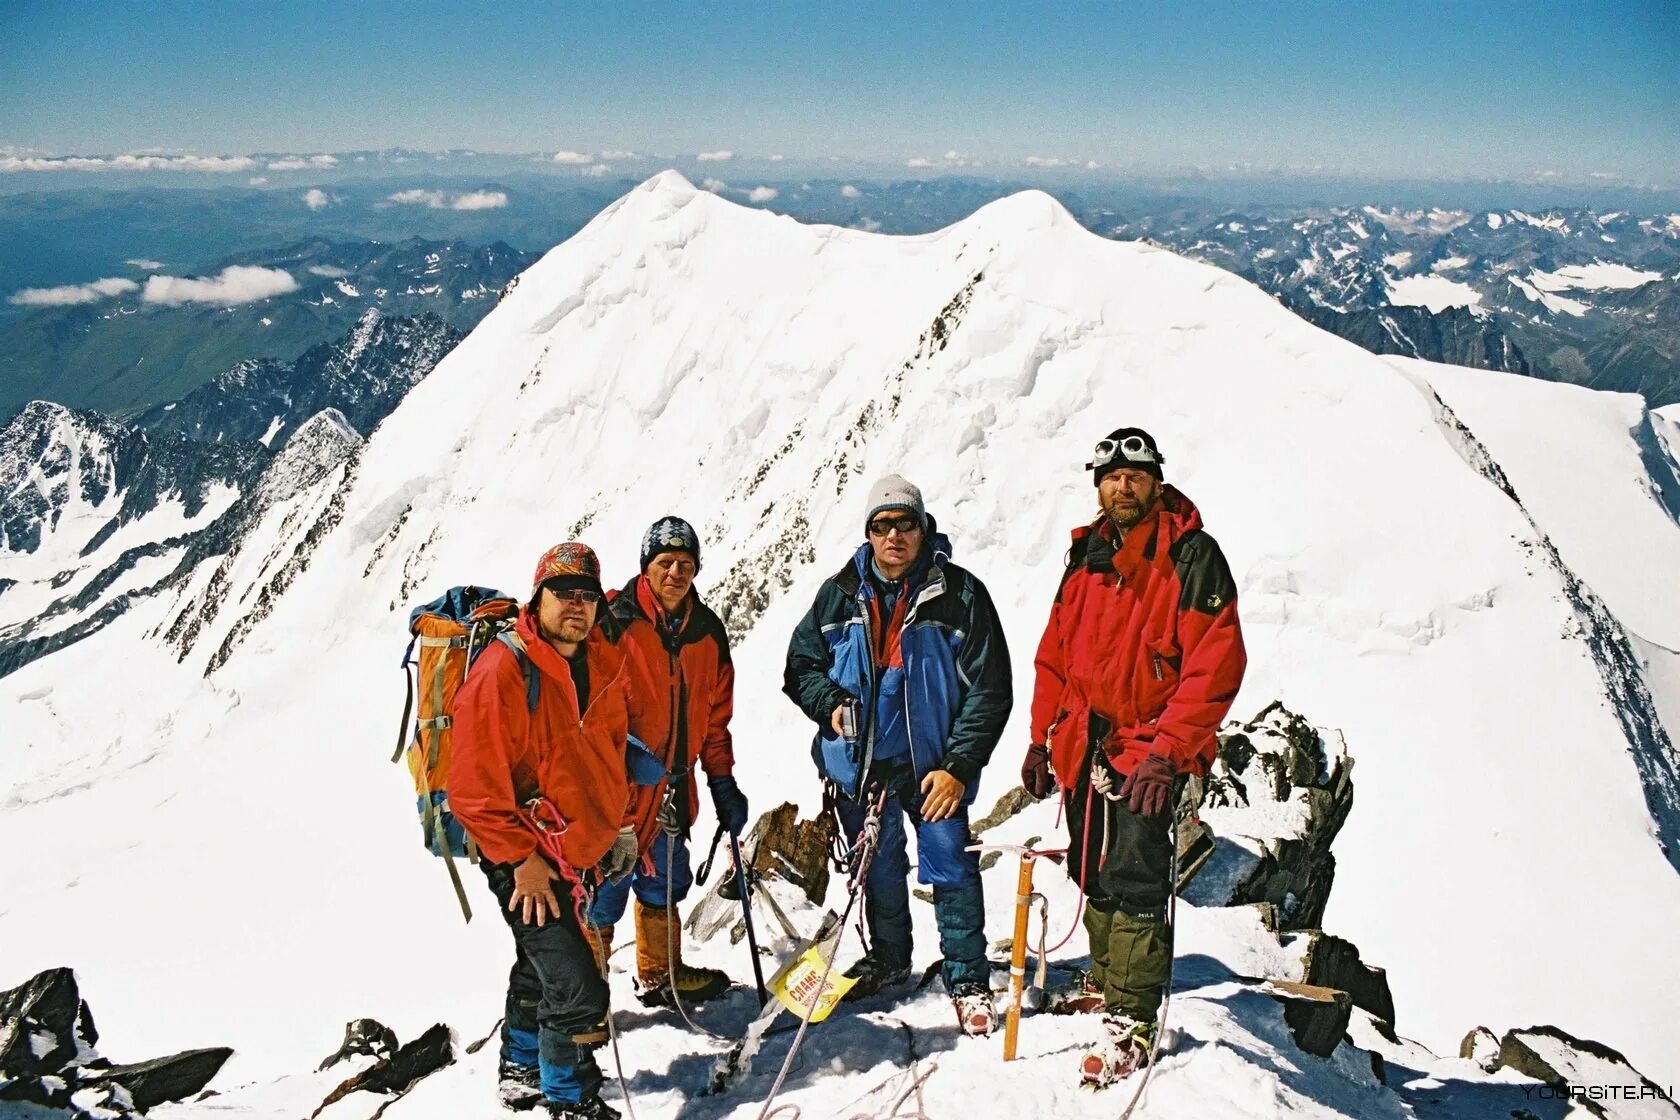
497,1059,542,1111
580,923,615,977
1079,1013,1156,1087
1048,967,1107,1016
633,899,732,1007
839,953,914,1001
538,1095,621,1120
950,981,997,1037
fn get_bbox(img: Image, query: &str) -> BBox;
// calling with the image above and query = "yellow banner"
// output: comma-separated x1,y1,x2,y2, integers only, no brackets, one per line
772,945,857,1023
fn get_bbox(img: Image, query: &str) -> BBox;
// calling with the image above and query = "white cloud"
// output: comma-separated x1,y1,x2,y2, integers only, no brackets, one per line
307,265,351,278
841,184,861,199
451,190,508,211
702,178,729,193
581,163,612,177
854,218,883,233
552,150,592,164
598,149,637,161
248,176,269,186
769,154,785,162
302,188,333,210
746,186,779,203
387,189,447,208
8,277,139,306
142,265,298,307
1026,155,1068,168
696,150,734,162
0,153,260,173
908,150,976,170
385,187,506,210
1086,160,1101,170
267,154,338,171
125,259,164,270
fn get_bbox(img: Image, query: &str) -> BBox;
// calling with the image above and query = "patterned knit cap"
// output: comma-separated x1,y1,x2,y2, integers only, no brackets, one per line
640,515,701,572
530,541,603,601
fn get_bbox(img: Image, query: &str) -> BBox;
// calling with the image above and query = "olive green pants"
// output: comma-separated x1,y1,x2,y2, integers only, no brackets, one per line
1082,903,1171,1021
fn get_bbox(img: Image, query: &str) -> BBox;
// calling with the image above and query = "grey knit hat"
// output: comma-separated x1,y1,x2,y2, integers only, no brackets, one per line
863,474,926,535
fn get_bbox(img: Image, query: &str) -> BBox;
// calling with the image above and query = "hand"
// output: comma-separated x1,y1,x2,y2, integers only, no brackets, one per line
831,706,847,735
1118,753,1176,818
509,853,562,927
919,769,966,822
1021,744,1054,800
596,826,639,884
709,775,750,835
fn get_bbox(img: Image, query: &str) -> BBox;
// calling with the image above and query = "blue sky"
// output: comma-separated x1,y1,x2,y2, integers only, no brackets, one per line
2,1,1675,183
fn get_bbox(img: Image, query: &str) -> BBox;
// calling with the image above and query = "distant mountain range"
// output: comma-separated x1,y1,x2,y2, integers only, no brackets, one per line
1104,204,1680,406
0,236,533,417
0,307,458,673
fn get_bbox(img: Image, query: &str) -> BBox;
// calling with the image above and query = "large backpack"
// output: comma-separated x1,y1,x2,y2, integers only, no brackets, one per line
393,585,539,921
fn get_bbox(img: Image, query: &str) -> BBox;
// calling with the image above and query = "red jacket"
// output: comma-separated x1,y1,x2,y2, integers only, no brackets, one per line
448,609,631,869
1031,487,1246,786
608,576,736,849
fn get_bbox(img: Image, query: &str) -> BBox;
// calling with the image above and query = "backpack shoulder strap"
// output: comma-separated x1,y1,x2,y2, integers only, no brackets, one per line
497,630,541,712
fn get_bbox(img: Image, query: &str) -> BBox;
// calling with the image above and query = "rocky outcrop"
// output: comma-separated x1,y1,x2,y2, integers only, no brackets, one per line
1479,1025,1677,1119
0,967,230,1118
1185,701,1356,931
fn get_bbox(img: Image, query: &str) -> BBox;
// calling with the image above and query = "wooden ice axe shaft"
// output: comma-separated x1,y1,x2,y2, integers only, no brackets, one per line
1004,853,1034,1061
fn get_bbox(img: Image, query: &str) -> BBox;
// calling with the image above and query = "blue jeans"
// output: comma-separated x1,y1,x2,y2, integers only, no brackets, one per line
833,772,987,992
585,829,693,927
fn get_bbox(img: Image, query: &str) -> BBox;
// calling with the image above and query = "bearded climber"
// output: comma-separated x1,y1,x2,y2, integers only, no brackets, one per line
1023,428,1246,1086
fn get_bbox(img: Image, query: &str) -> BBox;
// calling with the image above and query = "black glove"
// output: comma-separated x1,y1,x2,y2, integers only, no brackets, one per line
709,775,750,835
1021,743,1054,800
1118,753,1176,818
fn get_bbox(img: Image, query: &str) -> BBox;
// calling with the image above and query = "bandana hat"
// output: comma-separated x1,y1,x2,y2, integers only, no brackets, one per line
530,541,603,601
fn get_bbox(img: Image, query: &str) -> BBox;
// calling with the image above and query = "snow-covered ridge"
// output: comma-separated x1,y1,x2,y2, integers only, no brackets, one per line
2,172,1678,1101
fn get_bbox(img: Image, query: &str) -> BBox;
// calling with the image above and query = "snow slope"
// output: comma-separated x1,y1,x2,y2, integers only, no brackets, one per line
4,173,1678,1107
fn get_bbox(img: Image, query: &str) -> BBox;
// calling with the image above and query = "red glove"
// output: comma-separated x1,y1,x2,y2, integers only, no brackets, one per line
1021,744,1054,800
1119,753,1175,817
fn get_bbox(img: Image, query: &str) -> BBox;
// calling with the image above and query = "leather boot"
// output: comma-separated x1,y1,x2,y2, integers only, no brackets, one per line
633,898,732,1007
580,923,614,978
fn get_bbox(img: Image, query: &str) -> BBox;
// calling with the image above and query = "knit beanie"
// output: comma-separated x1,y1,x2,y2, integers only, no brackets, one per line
863,474,927,535
640,515,701,572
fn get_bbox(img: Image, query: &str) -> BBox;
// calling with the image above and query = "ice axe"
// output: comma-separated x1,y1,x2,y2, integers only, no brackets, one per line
969,843,1065,1061
730,830,769,1007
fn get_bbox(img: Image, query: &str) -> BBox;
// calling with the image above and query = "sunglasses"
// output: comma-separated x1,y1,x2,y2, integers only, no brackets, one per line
545,587,601,605
1086,435,1164,472
868,514,922,537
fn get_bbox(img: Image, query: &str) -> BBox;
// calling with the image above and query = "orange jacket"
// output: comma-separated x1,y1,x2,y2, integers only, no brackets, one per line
608,576,736,848
448,609,631,869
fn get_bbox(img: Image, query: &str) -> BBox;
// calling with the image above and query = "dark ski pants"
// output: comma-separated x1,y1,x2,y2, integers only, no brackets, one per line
1065,778,1175,1021
834,773,987,992
481,860,609,1104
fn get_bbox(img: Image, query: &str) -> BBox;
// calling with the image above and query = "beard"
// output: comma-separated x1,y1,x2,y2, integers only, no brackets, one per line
1103,492,1156,530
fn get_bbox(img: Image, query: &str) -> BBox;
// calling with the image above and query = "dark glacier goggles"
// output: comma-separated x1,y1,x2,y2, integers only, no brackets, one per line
1086,435,1164,472
540,578,601,605
868,514,922,537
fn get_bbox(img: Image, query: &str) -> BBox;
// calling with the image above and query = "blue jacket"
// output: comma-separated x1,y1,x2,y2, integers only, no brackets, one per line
783,527,1013,803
